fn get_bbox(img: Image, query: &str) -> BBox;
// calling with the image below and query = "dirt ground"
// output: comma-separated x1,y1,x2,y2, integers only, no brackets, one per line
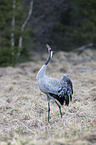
0,49,96,145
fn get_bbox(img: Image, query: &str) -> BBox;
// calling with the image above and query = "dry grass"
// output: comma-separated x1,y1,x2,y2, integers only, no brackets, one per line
0,49,96,145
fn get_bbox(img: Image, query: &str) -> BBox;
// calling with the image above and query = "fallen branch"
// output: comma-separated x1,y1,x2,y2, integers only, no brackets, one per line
73,43,94,54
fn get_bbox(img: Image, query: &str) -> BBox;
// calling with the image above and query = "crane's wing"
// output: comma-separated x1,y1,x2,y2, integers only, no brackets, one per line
49,75,73,106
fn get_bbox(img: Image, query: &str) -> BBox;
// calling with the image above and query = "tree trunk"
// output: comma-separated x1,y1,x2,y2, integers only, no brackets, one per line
11,0,15,53
18,0,33,55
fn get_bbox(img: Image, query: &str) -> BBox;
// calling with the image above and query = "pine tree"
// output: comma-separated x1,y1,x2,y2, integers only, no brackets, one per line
53,0,96,50
0,0,33,66
0,0,12,65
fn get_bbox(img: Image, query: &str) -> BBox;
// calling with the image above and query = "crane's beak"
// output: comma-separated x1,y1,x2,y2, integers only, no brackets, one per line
46,44,51,52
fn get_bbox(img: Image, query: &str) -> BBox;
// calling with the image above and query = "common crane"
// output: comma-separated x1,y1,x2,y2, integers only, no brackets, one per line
37,44,73,122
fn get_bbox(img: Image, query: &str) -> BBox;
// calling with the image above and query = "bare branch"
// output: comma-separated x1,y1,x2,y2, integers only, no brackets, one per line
18,0,33,50
22,0,33,31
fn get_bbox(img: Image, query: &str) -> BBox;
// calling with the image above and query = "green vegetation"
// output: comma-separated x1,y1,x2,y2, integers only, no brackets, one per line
53,0,96,50
0,0,96,65
0,0,35,66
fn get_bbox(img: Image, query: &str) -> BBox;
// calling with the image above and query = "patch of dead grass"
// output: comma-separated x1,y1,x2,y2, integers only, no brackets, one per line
0,49,96,144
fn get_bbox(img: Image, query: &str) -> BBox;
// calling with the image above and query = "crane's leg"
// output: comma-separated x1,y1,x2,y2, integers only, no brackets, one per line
55,101,62,118
46,95,50,122
48,94,62,118
48,102,50,122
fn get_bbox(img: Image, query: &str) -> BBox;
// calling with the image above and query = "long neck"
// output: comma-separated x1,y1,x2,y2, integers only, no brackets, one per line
45,52,51,65
37,52,51,80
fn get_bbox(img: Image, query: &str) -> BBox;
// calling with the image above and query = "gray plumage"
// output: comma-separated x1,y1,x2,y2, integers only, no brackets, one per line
37,46,73,122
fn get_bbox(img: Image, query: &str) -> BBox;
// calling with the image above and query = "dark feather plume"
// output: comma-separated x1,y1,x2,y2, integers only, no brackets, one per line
49,75,73,106
58,75,73,106
49,93,65,105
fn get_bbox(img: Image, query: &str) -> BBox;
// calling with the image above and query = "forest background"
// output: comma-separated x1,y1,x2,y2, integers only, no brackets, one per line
0,0,96,66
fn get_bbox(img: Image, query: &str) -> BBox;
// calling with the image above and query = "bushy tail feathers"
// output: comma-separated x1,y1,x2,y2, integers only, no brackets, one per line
58,84,72,106
65,90,72,106
64,94,69,106
59,74,73,105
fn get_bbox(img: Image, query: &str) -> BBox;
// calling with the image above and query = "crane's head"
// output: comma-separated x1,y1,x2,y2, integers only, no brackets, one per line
46,44,54,58
50,50,54,58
